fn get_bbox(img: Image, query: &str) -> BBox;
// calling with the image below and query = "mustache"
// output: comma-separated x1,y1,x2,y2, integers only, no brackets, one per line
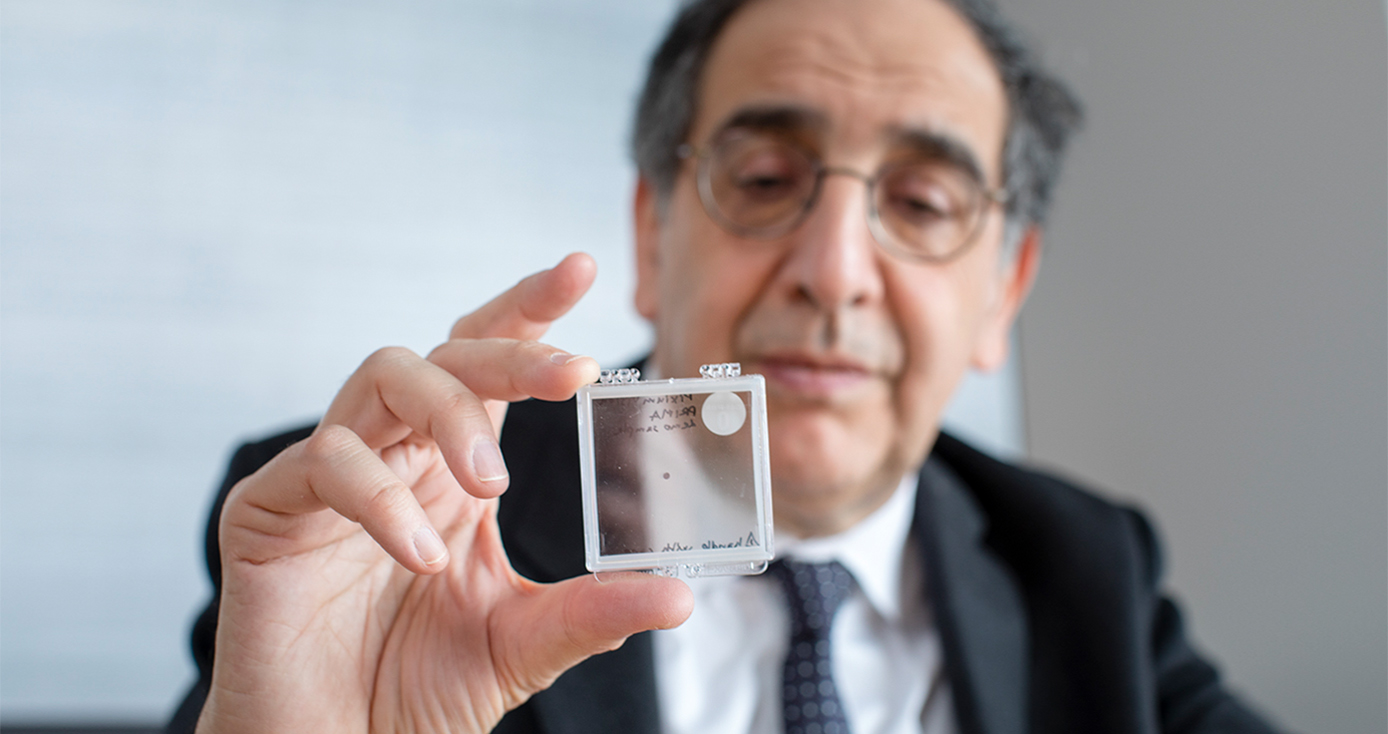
733,306,906,374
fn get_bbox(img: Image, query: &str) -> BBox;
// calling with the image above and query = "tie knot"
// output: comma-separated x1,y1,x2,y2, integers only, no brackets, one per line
768,559,857,637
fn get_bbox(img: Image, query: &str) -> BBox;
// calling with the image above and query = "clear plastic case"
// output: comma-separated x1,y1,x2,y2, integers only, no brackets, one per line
576,363,774,578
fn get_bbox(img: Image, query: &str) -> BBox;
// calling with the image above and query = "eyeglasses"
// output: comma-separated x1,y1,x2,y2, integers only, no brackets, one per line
678,131,1007,263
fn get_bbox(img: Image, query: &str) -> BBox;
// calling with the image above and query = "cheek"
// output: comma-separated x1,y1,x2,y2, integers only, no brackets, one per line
654,211,781,377
887,265,995,424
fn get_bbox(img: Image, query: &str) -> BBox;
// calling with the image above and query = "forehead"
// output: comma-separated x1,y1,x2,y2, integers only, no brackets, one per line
693,0,1008,176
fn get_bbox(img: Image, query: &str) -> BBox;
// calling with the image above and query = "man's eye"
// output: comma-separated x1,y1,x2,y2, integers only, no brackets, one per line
889,192,951,223
736,173,794,191
732,171,801,202
881,163,977,229
899,196,943,215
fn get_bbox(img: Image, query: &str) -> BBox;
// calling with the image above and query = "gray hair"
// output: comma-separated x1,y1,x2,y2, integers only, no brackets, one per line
631,0,1083,241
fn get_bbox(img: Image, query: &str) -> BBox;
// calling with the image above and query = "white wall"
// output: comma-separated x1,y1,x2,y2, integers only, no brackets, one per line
0,1,1022,723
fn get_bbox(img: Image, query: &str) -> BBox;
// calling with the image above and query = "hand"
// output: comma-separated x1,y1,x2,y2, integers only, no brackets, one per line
198,253,693,733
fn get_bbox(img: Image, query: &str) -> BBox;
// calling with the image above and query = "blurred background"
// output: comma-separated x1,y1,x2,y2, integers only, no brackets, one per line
0,1,1382,732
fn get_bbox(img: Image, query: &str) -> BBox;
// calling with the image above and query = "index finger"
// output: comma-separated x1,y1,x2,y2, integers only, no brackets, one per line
450,252,597,342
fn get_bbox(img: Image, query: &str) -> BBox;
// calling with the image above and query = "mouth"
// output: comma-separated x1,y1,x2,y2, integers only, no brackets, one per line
746,352,878,400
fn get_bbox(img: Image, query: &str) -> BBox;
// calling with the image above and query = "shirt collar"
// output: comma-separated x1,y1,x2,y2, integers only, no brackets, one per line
774,473,919,622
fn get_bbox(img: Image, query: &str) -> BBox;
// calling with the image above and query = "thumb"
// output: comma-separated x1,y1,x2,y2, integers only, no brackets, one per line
496,573,693,695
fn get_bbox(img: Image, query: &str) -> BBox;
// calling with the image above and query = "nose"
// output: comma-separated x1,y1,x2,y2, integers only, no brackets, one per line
781,172,885,311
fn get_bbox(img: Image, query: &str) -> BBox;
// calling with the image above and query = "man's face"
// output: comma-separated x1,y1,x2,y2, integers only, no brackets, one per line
634,0,1037,537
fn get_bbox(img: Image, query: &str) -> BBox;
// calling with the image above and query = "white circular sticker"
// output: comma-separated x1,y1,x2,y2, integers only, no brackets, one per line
701,391,747,436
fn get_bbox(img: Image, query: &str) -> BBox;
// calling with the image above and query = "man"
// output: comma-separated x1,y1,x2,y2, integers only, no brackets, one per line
170,0,1281,732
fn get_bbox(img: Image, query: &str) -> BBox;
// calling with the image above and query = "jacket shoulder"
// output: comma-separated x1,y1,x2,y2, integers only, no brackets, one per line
929,433,1282,733
932,432,1160,575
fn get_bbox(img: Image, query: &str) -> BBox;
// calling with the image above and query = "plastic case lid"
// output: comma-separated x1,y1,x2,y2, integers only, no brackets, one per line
576,364,774,578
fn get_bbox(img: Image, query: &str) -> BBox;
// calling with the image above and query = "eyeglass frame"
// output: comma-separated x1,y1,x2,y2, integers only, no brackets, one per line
676,133,1009,264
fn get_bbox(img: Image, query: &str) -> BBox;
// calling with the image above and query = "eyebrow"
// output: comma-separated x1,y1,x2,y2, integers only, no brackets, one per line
708,103,994,189
711,104,830,138
889,127,992,189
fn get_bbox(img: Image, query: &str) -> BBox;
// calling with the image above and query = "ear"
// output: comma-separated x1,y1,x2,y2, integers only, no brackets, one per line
970,226,1042,371
633,176,663,322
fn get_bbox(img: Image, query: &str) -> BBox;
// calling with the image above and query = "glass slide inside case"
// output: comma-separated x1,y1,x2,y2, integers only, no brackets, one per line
576,364,774,578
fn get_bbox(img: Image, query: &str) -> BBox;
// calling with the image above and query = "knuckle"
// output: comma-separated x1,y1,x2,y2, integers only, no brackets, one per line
303,424,360,464
516,339,549,361
502,340,544,381
361,345,417,372
425,340,458,363
427,390,487,442
359,479,412,526
435,389,480,420
558,585,602,656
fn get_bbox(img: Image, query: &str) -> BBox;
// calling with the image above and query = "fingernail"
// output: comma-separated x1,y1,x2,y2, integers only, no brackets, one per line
414,526,448,566
474,440,508,482
550,351,587,366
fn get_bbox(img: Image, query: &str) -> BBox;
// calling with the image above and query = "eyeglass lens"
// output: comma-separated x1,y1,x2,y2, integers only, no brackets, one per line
699,131,989,261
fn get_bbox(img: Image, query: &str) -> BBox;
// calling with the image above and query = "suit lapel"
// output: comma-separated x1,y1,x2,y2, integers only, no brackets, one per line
917,458,1029,734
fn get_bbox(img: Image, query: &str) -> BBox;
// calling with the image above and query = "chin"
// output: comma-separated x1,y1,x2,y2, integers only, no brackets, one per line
766,408,888,515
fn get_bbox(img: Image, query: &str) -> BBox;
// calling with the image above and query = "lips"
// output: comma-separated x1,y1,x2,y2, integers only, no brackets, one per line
747,352,878,400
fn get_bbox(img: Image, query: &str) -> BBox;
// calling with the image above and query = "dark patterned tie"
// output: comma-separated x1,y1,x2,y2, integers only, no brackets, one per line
768,559,857,734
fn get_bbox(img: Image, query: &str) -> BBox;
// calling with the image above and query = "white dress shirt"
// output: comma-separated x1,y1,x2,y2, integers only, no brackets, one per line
652,475,958,734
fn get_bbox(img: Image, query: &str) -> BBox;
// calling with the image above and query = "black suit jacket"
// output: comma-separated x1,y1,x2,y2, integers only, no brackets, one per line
169,397,1280,734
